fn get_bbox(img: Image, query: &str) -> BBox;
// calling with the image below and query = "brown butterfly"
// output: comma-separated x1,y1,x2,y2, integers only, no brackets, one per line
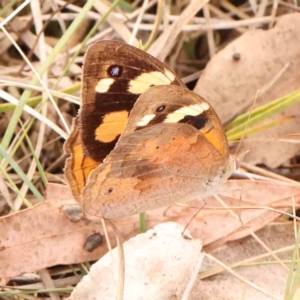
64,40,184,202
64,40,237,219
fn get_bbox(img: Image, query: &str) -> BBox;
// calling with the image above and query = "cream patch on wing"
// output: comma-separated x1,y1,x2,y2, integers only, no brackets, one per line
137,114,156,127
95,78,115,93
128,71,173,94
163,69,175,82
164,103,210,123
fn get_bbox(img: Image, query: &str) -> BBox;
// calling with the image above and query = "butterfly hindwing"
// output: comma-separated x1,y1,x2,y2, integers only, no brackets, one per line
64,117,99,201
115,85,229,158
82,86,234,218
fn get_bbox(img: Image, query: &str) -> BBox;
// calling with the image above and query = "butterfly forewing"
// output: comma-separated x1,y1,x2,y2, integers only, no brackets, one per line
64,40,185,202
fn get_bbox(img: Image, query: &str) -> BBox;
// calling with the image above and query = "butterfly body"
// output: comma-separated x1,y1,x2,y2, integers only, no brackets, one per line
64,41,236,219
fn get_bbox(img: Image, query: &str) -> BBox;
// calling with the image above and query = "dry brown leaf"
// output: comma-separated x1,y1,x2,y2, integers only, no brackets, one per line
0,200,105,277
194,13,300,167
2,180,298,277
1,183,144,278
204,180,300,250
191,223,295,299
0,195,111,277
164,180,300,250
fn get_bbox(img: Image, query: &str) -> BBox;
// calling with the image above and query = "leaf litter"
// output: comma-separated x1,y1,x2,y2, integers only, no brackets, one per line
194,13,300,168
1,1,300,299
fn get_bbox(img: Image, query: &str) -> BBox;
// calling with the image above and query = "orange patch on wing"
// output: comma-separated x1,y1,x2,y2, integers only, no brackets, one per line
73,144,85,189
204,130,226,157
73,144,98,194
83,156,99,178
95,111,129,143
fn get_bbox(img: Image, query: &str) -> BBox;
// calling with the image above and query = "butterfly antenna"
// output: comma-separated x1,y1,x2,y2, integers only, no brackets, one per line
182,202,207,236
235,63,291,158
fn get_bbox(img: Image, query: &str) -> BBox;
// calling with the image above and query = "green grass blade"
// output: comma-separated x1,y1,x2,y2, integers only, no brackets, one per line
0,145,44,201
139,212,147,233
285,224,300,299
0,166,32,208
0,0,21,17
53,0,121,90
227,116,294,141
226,89,300,131
0,83,81,113
23,128,47,186
1,0,94,153
225,91,300,139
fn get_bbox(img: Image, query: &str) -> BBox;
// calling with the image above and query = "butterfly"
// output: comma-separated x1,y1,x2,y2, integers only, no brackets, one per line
64,40,237,219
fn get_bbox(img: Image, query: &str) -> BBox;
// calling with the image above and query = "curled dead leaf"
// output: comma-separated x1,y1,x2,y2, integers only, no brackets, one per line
194,13,300,167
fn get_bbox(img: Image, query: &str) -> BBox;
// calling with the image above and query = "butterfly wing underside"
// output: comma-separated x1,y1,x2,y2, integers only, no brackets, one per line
82,86,235,219
64,41,185,202
83,123,229,219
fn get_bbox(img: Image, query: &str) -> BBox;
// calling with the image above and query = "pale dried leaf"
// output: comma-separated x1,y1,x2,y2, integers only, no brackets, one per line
0,197,106,277
70,222,203,300
1,184,142,277
2,180,298,277
164,180,300,248
194,13,300,167
191,223,294,299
